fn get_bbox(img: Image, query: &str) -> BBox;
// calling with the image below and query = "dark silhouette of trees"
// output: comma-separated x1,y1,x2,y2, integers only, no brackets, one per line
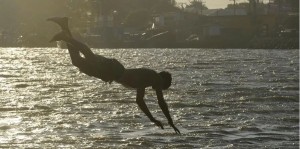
185,0,208,15
92,0,179,25
0,0,69,46
0,0,178,46
186,0,208,10
124,9,151,29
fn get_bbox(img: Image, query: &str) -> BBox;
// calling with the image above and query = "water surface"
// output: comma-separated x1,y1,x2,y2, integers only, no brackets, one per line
0,48,299,148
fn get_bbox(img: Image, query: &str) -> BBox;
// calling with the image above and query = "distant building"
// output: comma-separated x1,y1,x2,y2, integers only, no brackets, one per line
153,12,184,28
202,15,279,38
203,23,222,37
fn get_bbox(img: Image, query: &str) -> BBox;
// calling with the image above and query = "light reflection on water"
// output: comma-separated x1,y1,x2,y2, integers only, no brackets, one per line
0,48,299,148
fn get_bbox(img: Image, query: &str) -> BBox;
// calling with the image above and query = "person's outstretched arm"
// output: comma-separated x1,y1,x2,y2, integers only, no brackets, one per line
136,88,164,129
156,89,180,134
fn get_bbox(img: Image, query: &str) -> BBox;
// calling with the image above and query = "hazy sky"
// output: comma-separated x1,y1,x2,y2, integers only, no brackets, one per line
176,0,252,9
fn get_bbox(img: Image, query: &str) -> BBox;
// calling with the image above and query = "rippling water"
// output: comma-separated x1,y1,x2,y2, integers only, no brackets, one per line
0,48,299,148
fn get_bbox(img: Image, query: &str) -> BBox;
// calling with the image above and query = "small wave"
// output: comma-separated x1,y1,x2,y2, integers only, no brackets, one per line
172,102,215,108
201,111,224,116
0,125,11,130
195,62,221,65
245,96,298,102
0,107,30,111
243,58,257,62
275,126,299,131
239,126,262,132
223,70,241,74
31,60,45,64
280,117,299,123
33,105,53,110
96,99,135,104
202,82,237,86
231,136,287,143
15,84,30,88
249,109,298,115
0,74,19,78
283,86,299,91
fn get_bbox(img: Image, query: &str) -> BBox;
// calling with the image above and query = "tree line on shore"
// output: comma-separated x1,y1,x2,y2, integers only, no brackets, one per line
0,0,181,46
0,0,298,48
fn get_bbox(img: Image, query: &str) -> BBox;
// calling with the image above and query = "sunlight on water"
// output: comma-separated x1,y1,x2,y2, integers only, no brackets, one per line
0,48,299,148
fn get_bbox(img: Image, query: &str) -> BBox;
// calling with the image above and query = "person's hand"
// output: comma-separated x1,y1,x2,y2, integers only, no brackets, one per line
169,122,181,134
153,120,164,129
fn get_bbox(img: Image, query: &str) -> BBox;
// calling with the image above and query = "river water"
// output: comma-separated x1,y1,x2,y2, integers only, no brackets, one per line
0,48,299,148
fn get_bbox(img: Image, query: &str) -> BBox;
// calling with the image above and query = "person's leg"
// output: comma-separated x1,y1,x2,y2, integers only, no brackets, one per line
67,38,95,61
47,17,72,36
50,31,102,78
67,44,83,67
48,17,96,61
48,17,88,66
67,44,98,77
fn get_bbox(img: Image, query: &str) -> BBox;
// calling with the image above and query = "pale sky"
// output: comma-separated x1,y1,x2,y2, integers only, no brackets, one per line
176,0,252,9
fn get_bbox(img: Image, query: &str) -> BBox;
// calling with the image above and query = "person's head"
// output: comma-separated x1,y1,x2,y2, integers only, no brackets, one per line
159,71,172,90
